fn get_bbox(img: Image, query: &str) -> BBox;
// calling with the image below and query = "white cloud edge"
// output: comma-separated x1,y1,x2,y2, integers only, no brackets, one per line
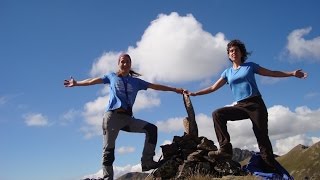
23,113,49,127
284,26,320,61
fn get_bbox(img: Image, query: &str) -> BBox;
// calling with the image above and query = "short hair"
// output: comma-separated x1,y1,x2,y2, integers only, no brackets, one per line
227,39,251,63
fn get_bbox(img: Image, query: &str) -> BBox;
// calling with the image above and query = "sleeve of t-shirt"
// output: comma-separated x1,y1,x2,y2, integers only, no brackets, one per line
220,69,229,84
138,78,150,90
221,69,228,79
251,62,260,73
101,73,111,84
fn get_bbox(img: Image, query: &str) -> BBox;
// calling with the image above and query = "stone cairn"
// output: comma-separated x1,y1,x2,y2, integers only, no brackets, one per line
150,94,245,179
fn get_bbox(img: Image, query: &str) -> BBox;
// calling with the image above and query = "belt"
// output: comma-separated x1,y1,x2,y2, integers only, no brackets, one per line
237,95,262,103
111,108,133,116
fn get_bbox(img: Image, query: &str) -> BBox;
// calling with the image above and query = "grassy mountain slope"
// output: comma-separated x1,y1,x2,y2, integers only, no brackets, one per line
277,141,320,179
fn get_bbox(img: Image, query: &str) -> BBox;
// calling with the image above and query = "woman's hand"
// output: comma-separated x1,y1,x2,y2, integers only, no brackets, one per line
293,69,308,79
64,76,76,87
174,88,185,94
183,90,196,96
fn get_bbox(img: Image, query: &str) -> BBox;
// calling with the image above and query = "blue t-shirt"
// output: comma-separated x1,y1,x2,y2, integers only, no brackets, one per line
101,72,150,111
221,62,261,102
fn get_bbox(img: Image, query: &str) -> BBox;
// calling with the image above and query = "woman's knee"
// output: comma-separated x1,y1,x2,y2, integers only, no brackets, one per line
143,123,157,144
212,109,223,121
143,123,157,133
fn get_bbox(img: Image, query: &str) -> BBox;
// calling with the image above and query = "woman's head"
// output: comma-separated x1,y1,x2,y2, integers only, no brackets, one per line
117,53,141,77
118,53,132,68
227,39,251,63
118,53,131,62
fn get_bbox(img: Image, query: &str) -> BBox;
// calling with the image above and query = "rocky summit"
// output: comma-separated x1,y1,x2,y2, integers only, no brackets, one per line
147,94,251,179
150,133,249,179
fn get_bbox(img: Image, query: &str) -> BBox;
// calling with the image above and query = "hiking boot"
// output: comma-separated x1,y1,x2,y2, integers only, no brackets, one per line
187,150,205,162
208,149,233,160
197,137,218,151
261,160,281,174
141,160,160,171
263,166,279,174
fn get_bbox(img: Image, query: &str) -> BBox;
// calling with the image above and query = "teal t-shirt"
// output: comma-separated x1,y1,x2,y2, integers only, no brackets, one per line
102,72,150,111
221,62,261,102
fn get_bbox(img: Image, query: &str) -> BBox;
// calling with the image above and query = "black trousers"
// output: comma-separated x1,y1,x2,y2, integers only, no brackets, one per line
212,96,276,166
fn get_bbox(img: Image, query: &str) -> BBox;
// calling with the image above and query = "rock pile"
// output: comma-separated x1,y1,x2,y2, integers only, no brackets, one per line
150,94,246,179
151,133,244,179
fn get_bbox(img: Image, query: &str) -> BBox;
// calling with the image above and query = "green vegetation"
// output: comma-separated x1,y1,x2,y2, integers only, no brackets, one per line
277,142,320,179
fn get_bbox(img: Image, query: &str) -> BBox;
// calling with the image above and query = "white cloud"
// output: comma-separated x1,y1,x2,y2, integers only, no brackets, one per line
82,169,103,179
81,95,107,138
268,105,320,139
156,117,184,133
90,52,120,77
230,105,320,152
132,91,161,112
23,113,49,127
81,12,231,138
274,134,320,155
285,27,320,61
90,12,229,84
195,113,216,140
157,105,320,154
116,146,135,155
80,92,161,138
156,113,217,143
129,12,229,83
82,164,143,180
60,109,80,125
208,105,320,152
114,164,142,178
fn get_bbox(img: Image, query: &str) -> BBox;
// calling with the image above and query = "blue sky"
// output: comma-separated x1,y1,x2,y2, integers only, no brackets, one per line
1,0,320,179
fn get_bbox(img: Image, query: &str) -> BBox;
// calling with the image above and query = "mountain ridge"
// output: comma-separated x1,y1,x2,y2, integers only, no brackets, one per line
277,141,320,179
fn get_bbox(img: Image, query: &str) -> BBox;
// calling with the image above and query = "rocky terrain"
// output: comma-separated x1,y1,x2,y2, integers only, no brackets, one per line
116,141,320,180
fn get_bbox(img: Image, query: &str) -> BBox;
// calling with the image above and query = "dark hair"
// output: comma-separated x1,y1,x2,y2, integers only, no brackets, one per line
227,39,251,63
118,53,142,77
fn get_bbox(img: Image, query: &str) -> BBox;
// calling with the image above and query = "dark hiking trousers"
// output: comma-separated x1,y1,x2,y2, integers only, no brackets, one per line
102,111,157,180
212,95,276,167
